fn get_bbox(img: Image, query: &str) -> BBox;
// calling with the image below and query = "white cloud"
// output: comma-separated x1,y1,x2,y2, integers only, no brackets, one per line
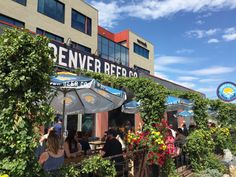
178,76,198,81
198,13,212,18
90,0,236,28
155,56,191,66
155,64,235,76
90,1,121,28
225,27,236,33
176,49,194,54
198,87,216,93
196,20,204,25
186,28,220,38
199,78,221,83
154,72,169,79
222,27,236,41
179,82,195,88
191,66,235,75
208,38,220,43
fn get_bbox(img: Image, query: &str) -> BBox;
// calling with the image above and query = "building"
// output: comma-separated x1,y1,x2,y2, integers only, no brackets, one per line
0,0,202,137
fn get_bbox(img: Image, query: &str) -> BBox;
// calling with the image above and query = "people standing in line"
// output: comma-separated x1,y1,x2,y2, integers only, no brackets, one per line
64,129,82,158
38,130,64,172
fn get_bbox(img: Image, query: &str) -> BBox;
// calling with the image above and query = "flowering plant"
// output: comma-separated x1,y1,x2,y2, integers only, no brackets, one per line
127,119,174,166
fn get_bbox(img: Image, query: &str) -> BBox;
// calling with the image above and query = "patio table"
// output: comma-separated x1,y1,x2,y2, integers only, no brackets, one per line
89,140,105,153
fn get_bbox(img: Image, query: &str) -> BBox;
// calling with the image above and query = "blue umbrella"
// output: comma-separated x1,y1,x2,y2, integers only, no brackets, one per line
166,96,193,110
49,72,127,132
121,100,141,114
177,110,193,117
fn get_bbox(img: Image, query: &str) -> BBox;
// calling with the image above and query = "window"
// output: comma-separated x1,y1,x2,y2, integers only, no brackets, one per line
71,41,91,53
108,41,115,62
13,0,27,6
133,43,149,59
134,65,150,74
71,9,92,35
98,35,129,66
101,37,108,60
0,14,24,27
38,0,65,23
36,28,64,42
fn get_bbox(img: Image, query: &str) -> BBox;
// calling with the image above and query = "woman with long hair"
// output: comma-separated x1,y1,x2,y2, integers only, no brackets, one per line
38,130,64,172
64,129,82,158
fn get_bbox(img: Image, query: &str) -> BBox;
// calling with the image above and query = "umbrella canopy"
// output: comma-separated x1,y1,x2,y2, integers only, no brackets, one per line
49,72,127,114
177,110,193,117
49,72,127,131
121,100,141,114
166,96,192,111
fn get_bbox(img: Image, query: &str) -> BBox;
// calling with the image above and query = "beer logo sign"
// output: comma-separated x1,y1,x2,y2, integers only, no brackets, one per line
217,82,236,102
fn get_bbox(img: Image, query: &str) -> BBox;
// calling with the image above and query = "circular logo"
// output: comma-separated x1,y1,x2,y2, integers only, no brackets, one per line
217,82,236,102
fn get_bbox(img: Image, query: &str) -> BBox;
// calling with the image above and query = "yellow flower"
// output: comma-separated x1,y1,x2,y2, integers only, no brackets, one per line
1,175,9,177
162,145,167,150
155,131,160,136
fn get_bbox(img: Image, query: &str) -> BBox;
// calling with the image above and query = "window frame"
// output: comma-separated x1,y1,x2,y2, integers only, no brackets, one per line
36,28,64,42
12,0,27,6
71,8,92,36
133,43,149,59
98,35,129,66
71,41,91,54
0,14,25,28
37,0,65,23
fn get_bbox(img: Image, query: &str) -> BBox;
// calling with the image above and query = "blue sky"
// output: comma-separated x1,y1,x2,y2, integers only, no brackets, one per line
87,0,236,100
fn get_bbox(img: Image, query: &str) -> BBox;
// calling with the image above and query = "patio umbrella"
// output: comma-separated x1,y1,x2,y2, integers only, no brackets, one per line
176,110,194,128
166,96,193,111
121,100,141,114
49,72,127,132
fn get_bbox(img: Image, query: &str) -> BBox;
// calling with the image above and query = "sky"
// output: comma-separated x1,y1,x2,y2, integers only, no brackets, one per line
87,0,236,101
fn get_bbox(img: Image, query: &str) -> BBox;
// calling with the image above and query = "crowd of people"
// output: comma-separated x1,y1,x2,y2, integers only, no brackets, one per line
35,116,92,173
35,113,199,175
35,116,128,174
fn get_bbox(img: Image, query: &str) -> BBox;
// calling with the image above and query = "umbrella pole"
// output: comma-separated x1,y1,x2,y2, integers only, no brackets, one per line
62,91,66,138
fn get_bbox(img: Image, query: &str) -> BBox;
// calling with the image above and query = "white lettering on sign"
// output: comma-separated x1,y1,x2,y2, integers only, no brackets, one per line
104,62,110,75
48,42,139,78
87,56,94,72
58,47,68,67
116,66,121,77
122,68,127,77
48,43,57,62
94,59,101,73
69,50,77,68
79,53,86,70
110,64,116,75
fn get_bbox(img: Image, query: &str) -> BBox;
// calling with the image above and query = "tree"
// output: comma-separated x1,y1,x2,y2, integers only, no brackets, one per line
0,28,54,176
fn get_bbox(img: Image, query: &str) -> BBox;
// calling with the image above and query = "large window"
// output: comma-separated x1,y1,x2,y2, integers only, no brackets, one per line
38,0,65,23
98,35,129,66
71,9,92,36
0,14,24,27
13,0,27,5
36,28,64,42
133,43,149,59
71,41,91,54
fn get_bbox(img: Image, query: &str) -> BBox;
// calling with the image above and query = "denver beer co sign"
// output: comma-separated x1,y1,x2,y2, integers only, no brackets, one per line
49,41,138,77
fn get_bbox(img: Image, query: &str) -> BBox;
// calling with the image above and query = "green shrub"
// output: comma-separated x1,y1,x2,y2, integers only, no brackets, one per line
0,28,54,176
193,168,223,177
185,129,226,172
